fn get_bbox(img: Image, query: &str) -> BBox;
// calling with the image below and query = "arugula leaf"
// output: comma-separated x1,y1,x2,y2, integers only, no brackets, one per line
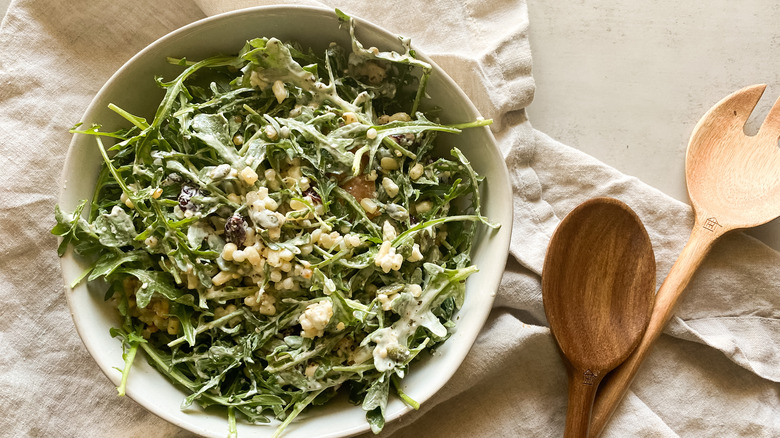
110,327,147,397
362,375,390,434
117,268,183,308
94,207,138,247
191,113,241,165
89,251,150,281
52,200,92,256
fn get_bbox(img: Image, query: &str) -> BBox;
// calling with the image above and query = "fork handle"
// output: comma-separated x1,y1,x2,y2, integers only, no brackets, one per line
588,217,723,437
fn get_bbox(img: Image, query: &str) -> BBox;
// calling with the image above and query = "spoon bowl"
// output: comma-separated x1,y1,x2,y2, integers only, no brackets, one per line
543,198,656,438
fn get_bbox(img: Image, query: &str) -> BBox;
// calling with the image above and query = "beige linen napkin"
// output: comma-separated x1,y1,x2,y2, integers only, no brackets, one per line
0,0,777,437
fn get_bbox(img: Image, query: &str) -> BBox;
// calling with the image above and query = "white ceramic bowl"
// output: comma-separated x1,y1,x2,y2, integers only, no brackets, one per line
58,6,512,438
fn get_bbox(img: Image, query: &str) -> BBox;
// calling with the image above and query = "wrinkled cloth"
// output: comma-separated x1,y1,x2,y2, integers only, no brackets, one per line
0,0,778,437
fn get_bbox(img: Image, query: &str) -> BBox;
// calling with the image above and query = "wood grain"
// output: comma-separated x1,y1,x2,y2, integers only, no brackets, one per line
543,198,655,438
589,84,780,437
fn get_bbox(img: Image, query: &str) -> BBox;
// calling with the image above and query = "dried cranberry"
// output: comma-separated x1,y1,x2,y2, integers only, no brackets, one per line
303,187,321,204
224,215,248,246
178,185,201,212
389,133,416,148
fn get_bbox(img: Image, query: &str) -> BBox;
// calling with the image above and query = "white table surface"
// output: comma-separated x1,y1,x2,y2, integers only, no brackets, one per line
526,0,780,250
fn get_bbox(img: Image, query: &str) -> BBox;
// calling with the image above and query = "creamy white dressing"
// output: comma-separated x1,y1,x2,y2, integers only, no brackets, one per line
249,38,358,114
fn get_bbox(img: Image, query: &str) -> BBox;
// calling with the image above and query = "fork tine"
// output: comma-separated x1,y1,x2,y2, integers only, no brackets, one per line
759,95,780,136
703,84,766,128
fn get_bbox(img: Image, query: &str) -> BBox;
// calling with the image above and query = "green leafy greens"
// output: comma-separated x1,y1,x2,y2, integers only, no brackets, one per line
53,10,496,437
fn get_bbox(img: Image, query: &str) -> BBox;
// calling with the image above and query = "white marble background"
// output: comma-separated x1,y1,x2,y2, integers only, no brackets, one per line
525,1,780,248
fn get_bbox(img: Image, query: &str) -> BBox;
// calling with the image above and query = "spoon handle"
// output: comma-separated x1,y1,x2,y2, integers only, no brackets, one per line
564,367,602,438
588,219,723,437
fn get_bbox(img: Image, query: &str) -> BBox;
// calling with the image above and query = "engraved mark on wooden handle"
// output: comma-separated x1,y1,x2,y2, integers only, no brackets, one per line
583,369,599,385
703,217,722,232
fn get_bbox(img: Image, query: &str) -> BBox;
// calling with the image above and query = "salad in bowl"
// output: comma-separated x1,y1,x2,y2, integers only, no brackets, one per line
53,7,511,438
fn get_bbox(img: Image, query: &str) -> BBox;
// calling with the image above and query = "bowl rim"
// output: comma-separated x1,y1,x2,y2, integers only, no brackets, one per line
58,5,513,437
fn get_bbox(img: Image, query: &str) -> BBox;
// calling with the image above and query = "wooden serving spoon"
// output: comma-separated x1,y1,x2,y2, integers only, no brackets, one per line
589,84,780,437
542,197,656,438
